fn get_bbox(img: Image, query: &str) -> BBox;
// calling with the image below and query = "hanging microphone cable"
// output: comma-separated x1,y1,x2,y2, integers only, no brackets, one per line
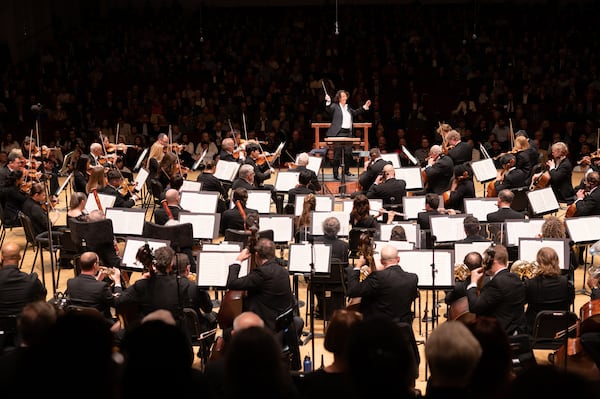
335,0,339,35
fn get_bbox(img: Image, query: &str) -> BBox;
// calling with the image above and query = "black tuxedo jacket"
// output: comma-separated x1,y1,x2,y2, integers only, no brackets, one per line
487,207,526,222
154,205,185,225
366,178,406,206
447,179,475,212
549,158,575,203
359,158,391,190
227,258,295,331
346,264,418,324
73,171,88,194
219,206,258,234
245,157,270,187
66,274,122,319
287,185,313,207
495,168,527,192
425,154,454,194
22,197,48,236
0,265,47,317
417,210,440,231
231,178,255,191
575,187,600,216
524,275,574,334
295,165,321,192
219,150,237,163
325,103,366,137
197,172,228,200
98,185,135,208
467,268,526,335
448,141,472,168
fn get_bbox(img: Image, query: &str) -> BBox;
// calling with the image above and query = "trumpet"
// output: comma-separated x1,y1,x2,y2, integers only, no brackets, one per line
454,263,471,282
588,264,600,280
98,266,116,276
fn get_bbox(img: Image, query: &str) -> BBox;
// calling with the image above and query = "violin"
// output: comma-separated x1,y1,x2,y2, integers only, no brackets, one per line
255,152,276,166
105,143,130,153
20,180,32,194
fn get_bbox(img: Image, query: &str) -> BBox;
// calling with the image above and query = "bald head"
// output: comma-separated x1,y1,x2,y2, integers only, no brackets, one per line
430,145,443,156
1,242,21,265
233,311,264,333
383,164,395,178
380,245,399,267
79,251,99,272
165,189,180,205
222,138,234,151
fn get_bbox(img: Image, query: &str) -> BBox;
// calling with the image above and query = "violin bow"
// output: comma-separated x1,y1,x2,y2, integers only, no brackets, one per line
168,124,185,179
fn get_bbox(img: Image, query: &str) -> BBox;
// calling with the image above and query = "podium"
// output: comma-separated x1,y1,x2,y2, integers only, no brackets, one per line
325,137,361,197
311,122,371,152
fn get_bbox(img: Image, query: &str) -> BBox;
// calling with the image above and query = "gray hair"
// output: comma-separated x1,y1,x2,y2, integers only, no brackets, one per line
322,217,341,237
239,164,255,180
297,152,309,166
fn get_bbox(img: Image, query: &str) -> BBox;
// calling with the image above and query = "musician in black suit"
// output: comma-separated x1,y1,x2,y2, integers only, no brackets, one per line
446,130,472,176
366,164,406,211
244,143,281,213
445,251,484,306
346,245,418,324
524,247,574,334
581,273,600,368
467,244,527,335
65,251,123,321
456,215,491,244
286,169,315,212
219,138,241,163
219,188,258,235
424,145,454,195
116,246,212,324
72,155,91,194
22,182,60,236
535,141,575,203
231,164,257,191
0,151,24,189
325,90,371,179
154,189,186,225
574,171,600,216
494,154,527,193
359,148,391,191
88,142,103,167
226,238,296,332
487,189,526,222
294,152,321,192
197,160,229,213
0,242,46,317
98,170,139,208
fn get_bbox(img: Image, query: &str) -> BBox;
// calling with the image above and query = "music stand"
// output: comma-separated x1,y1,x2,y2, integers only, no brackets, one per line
325,137,361,197
55,172,73,210
121,237,170,272
565,216,600,291
178,212,221,241
105,207,147,236
133,148,149,172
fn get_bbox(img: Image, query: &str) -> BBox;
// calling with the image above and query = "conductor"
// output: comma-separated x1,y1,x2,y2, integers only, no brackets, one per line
325,90,371,180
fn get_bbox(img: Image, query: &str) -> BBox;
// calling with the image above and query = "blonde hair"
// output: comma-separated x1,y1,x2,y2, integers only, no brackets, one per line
536,247,561,277
296,194,316,230
513,135,530,151
551,142,569,157
85,165,106,194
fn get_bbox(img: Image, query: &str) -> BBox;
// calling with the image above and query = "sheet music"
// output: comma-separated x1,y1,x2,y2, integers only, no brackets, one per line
518,238,570,270
374,240,413,252
55,172,72,196
464,198,499,221
471,158,497,183
193,149,208,170
565,216,600,243
134,148,149,171
304,156,323,175
394,167,423,190
134,168,149,191
197,252,249,287
121,238,169,270
275,171,300,192
311,211,350,236
202,243,242,252
505,218,546,246
180,180,202,192
381,153,400,168
178,213,220,240
295,194,333,216
214,160,241,181
85,192,116,214
379,222,419,245
402,196,426,220
105,208,146,235
246,190,272,213
454,242,494,265
180,191,219,213
401,146,419,166
430,215,467,242
259,215,294,243
527,187,559,215
288,243,332,274
398,250,454,287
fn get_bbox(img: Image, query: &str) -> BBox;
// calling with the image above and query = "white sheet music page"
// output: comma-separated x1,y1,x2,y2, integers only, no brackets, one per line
471,158,497,183
381,153,400,168
565,216,600,243
214,160,241,181
180,180,202,192
246,191,271,213
527,187,559,214
288,244,331,274
401,146,419,166
379,223,418,244
105,209,145,235
394,167,423,190
505,219,546,246
259,216,294,243
180,192,218,213
134,168,149,191
121,238,169,270
374,240,413,252
297,155,322,175
85,193,116,214
197,252,249,287
454,242,494,265
178,213,218,240
519,238,569,270
275,171,300,192
295,195,333,216
398,250,454,287
403,196,426,220
464,199,498,221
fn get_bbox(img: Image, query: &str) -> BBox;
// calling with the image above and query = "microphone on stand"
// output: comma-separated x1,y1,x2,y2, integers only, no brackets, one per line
335,22,339,35
31,103,43,112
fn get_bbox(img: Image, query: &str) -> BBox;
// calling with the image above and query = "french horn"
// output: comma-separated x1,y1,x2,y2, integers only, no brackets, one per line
510,259,540,280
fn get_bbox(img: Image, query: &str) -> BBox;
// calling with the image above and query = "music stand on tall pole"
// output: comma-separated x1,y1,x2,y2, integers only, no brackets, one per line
325,137,361,198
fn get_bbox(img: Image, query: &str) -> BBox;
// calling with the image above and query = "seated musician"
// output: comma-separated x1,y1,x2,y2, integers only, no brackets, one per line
417,193,441,232
219,188,258,235
350,194,379,230
3,170,29,226
533,141,575,203
99,170,139,208
147,133,170,167
573,171,600,216
154,189,186,225
366,164,406,217
444,164,475,213
244,143,282,213
22,182,60,236
88,142,104,167
445,251,485,306
494,154,527,193
196,160,229,213
580,273,600,369
286,170,315,214
424,145,454,195
445,130,473,176
294,152,321,192
456,215,490,244
114,156,134,182
359,148,391,192
219,138,241,163
232,164,256,191
487,189,526,222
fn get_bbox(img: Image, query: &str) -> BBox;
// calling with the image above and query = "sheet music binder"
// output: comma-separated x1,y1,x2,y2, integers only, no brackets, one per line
471,158,497,183
121,237,170,271
518,237,571,270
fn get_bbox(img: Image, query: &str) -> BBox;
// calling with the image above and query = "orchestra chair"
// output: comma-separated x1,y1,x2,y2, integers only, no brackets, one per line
531,310,579,350
309,261,348,323
145,178,164,219
0,315,18,353
68,218,121,269
19,211,63,291
275,307,302,371
348,227,377,260
180,307,217,371
223,228,275,247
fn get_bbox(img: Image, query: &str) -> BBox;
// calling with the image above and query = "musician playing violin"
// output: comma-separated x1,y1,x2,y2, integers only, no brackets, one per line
153,189,186,226
445,130,473,177
493,154,527,193
98,170,138,208
572,171,600,217
580,273,600,369
533,142,575,203
88,142,104,167
444,165,475,213
226,237,297,332
244,143,281,213
22,182,60,236
219,138,240,163
423,145,454,195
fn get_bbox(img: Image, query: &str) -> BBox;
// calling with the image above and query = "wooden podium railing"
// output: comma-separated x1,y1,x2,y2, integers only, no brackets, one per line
311,122,371,152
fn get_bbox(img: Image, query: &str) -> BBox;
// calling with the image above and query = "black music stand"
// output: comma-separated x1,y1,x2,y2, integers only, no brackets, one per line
325,137,361,198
